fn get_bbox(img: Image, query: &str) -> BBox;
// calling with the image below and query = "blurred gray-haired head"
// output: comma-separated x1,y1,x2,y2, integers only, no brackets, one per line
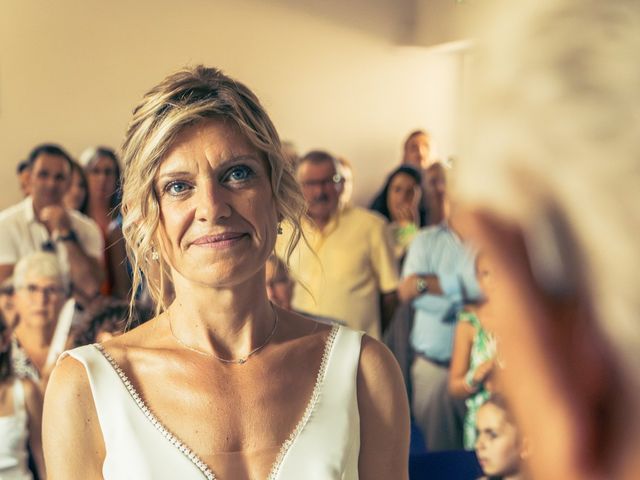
457,0,640,370
13,252,67,293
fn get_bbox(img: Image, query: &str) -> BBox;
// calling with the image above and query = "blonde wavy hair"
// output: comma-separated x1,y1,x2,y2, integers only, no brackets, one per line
120,66,306,315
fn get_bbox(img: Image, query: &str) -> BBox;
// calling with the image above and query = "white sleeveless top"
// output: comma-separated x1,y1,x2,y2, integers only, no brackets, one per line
0,379,32,480
64,325,363,479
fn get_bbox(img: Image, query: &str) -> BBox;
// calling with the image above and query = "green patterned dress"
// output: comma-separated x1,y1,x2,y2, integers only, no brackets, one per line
459,310,496,449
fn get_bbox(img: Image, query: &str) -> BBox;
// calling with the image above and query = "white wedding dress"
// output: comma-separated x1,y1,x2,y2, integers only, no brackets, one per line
64,325,363,479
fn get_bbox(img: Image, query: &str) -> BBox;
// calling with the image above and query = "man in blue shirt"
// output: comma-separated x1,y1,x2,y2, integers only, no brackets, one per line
398,163,479,450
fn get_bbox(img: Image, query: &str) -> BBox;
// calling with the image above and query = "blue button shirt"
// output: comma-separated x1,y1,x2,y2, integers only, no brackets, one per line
401,224,480,362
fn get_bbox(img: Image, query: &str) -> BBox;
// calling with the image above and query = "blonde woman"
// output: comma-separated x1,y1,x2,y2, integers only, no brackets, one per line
43,66,409,479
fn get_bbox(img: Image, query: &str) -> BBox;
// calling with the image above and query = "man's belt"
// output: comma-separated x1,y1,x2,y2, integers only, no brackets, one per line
414,351,450,368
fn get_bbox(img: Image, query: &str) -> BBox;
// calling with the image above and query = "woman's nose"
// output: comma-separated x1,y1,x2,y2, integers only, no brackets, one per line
195,182,232,222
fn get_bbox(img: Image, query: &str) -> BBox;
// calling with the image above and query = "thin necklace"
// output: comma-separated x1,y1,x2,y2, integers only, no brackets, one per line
168,304,279,365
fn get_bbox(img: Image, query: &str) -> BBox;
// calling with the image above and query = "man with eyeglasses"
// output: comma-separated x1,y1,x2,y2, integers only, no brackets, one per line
278,150,399,340
0,144,103,304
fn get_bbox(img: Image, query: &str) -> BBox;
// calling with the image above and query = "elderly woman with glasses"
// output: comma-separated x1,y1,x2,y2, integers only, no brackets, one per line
11,252,68,387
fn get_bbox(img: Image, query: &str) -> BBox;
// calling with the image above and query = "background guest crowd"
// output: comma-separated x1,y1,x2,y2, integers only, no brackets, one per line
2,1,638,474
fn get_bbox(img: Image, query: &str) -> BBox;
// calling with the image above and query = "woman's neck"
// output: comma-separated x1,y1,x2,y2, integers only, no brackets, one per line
15,322,55,350
88,201,113,232
168,273,277,359
14,322,55,372
89,193,113,213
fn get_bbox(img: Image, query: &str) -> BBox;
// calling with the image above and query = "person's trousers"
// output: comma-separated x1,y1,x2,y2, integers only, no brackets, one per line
411,354,466,451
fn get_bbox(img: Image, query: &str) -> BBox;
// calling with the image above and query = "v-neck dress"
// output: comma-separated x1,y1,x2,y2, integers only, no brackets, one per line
63,325,363,479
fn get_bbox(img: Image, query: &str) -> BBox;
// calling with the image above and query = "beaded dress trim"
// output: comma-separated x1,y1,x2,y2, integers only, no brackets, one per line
93,324,340,480
94,343,217,479
266,324,338,480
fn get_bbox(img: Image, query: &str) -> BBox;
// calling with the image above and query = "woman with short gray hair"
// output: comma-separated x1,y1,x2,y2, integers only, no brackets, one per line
11,252,68,385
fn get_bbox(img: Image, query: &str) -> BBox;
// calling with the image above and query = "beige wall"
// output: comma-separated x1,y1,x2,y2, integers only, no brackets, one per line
0,0,463,209
412,0,495,48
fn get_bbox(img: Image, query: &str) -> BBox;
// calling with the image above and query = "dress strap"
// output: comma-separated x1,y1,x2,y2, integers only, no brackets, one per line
46,298,76,368
12,377,26,416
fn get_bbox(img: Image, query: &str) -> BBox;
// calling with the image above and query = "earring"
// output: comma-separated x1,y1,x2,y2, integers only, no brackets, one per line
277,223,283,235
151,247,159,261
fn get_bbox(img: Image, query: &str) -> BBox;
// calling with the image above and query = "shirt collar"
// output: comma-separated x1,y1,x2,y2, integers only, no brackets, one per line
304,205,348,236
22,196,37,224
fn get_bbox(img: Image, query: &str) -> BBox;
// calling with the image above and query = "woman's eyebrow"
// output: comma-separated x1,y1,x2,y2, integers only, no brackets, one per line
220,153,262,165
153,172,194,195
156,170,194,181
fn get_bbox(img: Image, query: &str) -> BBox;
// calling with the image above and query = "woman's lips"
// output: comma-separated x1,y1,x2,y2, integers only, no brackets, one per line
191,232,248,248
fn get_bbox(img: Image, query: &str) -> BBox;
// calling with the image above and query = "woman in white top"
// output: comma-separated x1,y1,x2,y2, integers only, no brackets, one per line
43,66,410,479
1,309,46,480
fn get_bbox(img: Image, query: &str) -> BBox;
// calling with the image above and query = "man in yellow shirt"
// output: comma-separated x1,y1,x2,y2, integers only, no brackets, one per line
278,150,399,339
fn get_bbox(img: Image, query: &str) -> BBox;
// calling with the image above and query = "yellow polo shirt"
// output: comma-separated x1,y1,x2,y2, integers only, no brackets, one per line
277,206,399,339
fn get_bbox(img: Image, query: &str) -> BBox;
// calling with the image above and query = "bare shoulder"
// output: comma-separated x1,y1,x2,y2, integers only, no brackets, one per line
278,308,333,342
98,315,165,360
357,335,409,409
359,334,399,369
44,354,105,479
455,318,476,337
357,335,410,479
111,315,163,346
44,354,95,422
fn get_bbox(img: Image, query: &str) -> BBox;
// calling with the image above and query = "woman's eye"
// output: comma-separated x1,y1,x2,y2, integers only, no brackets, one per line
165,181,191,196
224,165,255,183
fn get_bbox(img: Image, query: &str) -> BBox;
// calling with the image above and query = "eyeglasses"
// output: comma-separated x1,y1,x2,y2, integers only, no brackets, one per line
20,284,65,298
300,174,343,190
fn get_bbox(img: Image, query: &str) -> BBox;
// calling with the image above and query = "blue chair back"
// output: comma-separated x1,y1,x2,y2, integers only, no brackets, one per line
409,450,483,480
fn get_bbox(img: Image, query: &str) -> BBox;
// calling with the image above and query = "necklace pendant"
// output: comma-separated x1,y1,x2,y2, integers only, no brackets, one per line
237,358,247,365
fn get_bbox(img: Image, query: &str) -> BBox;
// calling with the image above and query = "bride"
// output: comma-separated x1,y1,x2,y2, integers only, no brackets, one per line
42,66,409,479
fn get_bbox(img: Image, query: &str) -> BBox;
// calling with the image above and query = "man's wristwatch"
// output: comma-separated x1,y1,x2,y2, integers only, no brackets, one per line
416,277,428,294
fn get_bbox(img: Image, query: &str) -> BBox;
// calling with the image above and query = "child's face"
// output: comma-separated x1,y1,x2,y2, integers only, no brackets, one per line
475,403,521,477
265,261,293,311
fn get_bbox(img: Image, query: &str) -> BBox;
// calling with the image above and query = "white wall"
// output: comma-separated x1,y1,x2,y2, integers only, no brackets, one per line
0,0,463,208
